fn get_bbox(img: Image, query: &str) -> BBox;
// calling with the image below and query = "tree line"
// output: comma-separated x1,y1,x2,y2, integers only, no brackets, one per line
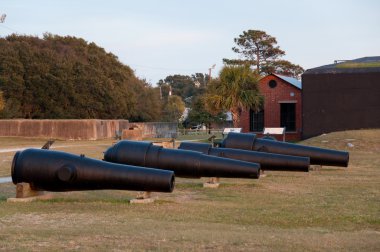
0,29,304,126
0,33,163,121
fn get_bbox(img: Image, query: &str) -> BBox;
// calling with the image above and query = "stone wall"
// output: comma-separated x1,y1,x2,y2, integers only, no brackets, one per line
127,122,178,138
0,120,177,140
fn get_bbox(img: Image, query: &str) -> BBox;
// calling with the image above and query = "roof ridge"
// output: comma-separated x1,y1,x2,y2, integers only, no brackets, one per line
271,73,302,89
304,56,380,74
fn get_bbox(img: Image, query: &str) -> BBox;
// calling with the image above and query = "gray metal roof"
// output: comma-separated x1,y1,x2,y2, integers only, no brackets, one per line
272,73,302,89
351,56,380,63
303,56,380,75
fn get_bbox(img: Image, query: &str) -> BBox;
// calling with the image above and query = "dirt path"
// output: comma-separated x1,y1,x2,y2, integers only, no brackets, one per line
0,176,12,183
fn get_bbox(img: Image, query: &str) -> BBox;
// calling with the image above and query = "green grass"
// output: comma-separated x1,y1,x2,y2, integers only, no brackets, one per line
0,129,379,251
336,61,380,68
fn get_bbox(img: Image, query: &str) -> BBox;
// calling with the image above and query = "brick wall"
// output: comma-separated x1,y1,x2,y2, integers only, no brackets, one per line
0,120,177,140
240,75,302,141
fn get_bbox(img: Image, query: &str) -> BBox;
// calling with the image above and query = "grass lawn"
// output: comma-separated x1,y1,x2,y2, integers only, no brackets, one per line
336,61,380,68
0,129,379,251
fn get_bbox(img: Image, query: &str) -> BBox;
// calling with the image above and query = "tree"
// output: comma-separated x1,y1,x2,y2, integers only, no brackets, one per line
187,96,226,130
131,80,163,122
157,73,208,100
204,65,263,127
0,91,5,112
261,59,304,78
162,95,185,122
223,30,304,78
157,75,196,100
0,34,162,121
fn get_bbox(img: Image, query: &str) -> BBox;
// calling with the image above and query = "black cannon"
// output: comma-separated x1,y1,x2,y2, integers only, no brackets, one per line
12,148,174,192
179,142,310,172
103,140,260,179
221,132,349,167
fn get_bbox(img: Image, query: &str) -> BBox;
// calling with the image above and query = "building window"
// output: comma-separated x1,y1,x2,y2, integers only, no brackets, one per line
250,109,264,132
280,103,296,132
268,80,277,88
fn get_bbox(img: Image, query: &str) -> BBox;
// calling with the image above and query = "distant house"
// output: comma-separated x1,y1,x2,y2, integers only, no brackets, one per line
240,73,302,141
180,107,190,122
302,56,380,139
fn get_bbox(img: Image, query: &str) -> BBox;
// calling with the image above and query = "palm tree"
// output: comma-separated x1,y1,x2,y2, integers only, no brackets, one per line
204,65,263,127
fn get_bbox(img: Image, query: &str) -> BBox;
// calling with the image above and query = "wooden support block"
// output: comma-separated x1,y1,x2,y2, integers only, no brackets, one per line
7,194,54,203
130,198,155,204
260,170,267,178
311,165,322,172
209,177,220,183
7,197,40,203
135,191,151,199
203,177,220,188
16,183,44,198
203,182,220,188
129,191,155,204
7,183,51,203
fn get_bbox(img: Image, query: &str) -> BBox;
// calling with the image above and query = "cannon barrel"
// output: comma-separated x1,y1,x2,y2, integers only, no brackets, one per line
12,149,174,192
179,142,310,172
104,140,260,179
221,132,349,167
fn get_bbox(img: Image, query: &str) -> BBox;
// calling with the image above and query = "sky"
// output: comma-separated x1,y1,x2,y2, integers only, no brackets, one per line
1,0,380,85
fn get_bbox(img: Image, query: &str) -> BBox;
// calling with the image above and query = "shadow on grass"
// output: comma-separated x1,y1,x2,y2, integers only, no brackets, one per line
176,183,204,189
154,199,176,204
218,182,258,188
39,197,176,205
39,197,132,204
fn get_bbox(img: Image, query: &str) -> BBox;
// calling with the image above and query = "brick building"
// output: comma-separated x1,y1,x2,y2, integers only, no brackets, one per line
240,73,302,141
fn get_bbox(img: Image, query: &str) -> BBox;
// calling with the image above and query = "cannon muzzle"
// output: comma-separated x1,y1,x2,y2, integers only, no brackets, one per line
179,142,310,172
12,149,174,192
221,133,349,167
104,140,260,179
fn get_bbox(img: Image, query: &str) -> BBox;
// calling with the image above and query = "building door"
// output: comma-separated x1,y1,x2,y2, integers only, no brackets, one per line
280,103,296,131
250,109,264,132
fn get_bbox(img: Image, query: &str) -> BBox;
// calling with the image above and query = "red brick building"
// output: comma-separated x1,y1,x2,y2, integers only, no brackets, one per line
240,73,302,141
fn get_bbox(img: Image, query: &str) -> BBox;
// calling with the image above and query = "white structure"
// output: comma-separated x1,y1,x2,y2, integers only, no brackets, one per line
0,14,6,23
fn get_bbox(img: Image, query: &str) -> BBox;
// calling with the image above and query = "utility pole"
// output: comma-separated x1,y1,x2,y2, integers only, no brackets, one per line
208,64,216,84
168,85,172,96
0,14,6,23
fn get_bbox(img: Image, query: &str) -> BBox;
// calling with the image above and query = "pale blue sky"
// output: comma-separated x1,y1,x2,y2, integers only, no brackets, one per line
1,0,379,84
